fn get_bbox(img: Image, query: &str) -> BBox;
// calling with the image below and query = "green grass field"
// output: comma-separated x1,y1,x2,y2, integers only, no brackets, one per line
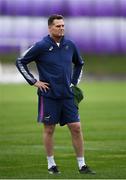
0,81,126,179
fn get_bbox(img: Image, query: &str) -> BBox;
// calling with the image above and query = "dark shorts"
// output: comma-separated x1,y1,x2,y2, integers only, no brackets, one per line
37,96,80,126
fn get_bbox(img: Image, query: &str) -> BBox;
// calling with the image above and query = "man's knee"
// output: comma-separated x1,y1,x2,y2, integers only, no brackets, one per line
68,122,82,135
44,124,55,135
73,125,81,135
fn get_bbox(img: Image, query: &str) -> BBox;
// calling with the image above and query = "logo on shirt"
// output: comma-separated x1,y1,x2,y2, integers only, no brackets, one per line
49,46,53,51
65,45,69,50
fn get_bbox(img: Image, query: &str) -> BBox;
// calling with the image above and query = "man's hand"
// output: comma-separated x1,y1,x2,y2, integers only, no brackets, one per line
34,81,50,92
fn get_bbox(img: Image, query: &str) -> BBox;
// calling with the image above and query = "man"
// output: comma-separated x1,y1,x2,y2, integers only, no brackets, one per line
16,14,95,174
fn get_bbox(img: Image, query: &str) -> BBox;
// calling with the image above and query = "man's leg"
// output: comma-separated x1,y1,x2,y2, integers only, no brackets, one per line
43,124,55,156
67,122,95,174
43,124,60,174
67,122,85,158
67,122,87,169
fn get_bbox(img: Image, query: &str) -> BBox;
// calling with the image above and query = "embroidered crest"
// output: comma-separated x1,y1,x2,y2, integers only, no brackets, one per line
65,45,69,50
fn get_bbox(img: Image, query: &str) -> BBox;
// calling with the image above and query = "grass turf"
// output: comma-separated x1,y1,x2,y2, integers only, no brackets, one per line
0,81,126,179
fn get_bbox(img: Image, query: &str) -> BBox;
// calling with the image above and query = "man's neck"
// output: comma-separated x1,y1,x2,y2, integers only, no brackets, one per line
50,35,63,43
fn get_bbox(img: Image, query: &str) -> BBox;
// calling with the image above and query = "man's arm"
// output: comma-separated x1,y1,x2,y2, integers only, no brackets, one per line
71,44,84,85
16,43,50,91
16,43,42,85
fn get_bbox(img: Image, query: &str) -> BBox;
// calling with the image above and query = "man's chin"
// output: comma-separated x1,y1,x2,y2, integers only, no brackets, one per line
58,33,64,37
54,34,64,39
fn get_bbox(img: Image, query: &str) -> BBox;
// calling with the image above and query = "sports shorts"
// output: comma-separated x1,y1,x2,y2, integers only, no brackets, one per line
37,96,80,126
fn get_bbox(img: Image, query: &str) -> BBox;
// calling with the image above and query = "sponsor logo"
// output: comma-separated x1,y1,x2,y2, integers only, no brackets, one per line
49,46,53,51
43,115,51,121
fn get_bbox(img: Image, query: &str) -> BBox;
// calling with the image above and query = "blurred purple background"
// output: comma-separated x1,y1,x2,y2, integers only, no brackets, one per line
0,0,125,54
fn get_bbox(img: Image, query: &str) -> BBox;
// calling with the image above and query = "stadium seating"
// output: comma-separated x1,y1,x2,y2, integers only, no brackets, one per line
0,0,125,53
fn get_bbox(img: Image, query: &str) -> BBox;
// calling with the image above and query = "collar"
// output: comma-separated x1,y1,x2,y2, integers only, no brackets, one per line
47,35,67,46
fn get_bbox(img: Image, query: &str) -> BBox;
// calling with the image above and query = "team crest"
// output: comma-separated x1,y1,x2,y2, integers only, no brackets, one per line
65,45,69,50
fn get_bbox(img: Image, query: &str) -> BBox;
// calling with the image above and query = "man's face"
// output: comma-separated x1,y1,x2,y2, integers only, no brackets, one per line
49,19,65,38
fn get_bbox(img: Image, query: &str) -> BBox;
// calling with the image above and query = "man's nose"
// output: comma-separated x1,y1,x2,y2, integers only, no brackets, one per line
61,27,64,30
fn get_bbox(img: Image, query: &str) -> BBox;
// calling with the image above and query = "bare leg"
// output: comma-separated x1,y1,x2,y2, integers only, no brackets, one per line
43,124,55,156
68,122,95,173
67,122,84,157
43,124,59,171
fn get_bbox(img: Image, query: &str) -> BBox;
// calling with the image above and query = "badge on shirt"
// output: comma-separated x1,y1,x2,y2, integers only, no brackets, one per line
49,46,53,51
65,45,69,50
